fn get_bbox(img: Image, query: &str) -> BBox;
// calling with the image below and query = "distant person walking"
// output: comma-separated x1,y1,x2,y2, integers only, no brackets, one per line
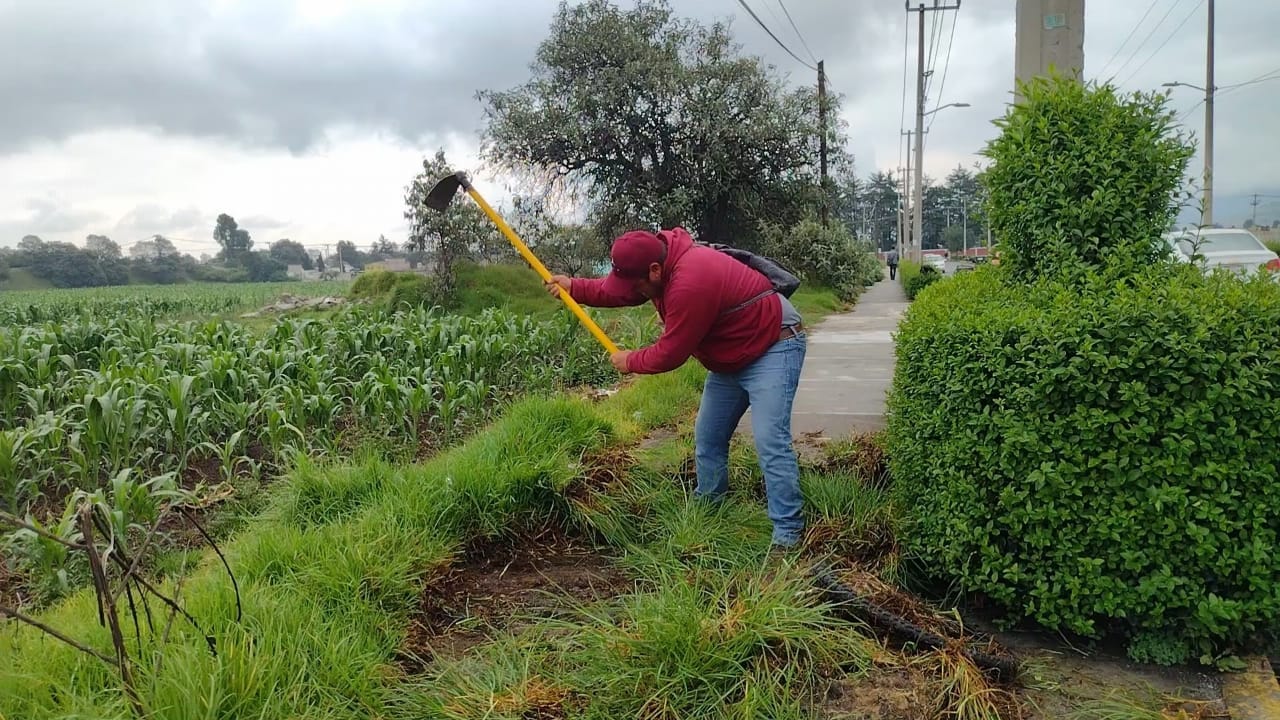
887,250,899,280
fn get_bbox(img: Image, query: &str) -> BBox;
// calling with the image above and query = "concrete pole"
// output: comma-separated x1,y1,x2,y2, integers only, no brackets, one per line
1015,0,1085,94
912,3,925,264
1203,0,1214,226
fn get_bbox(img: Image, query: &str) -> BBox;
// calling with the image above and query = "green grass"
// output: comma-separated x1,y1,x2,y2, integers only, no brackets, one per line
789,283,850,318
0,285,868,719
391,563,875,719
454,262,559,317
0,364,714,719
0,266,53,291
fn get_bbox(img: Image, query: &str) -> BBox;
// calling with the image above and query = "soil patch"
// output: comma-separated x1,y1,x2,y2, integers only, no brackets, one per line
820,663,935,719
813,430,889,486
400,527,632,670
564,446,634,507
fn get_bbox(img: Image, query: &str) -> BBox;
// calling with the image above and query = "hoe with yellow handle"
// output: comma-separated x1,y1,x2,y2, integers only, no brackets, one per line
424,171,620,355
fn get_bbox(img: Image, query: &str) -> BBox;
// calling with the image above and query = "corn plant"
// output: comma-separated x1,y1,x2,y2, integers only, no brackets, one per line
2,504,79,597
71,469,185,542
198,429,255,485
0,428,32,514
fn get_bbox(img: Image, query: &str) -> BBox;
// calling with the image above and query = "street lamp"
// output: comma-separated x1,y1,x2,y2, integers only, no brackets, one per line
912,102,970,262
1163,81,1215,225
924,102,971,117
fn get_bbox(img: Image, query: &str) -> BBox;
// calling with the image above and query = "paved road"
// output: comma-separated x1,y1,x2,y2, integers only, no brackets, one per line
737,278,909,440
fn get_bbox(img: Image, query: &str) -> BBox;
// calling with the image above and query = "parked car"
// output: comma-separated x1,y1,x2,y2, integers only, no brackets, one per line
923,253,947,273
1164,228,1280,277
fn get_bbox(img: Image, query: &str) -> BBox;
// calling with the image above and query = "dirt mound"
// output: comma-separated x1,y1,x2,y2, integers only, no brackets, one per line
240,294,346,317
821,664,935,719
400,528,632,669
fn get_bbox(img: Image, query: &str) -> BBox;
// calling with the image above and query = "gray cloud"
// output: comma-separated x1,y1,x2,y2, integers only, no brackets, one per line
0,0,925,154
114,203,210,237
237,214,291,232
0,0,554,153
7,196,107,236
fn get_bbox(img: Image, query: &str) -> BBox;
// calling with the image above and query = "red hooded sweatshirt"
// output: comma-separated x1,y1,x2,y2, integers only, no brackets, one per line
569,228,783,375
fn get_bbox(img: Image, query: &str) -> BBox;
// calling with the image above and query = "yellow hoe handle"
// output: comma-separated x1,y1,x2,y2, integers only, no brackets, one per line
463,186,621,355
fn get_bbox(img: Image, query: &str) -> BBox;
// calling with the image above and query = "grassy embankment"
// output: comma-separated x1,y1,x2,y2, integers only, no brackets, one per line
2,271,889,718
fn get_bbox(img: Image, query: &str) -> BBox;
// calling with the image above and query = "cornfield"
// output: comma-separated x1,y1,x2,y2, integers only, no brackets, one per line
0,281,350,325
0,303,616,531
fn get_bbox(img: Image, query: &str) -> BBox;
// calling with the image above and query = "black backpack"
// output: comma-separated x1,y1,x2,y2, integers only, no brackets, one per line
698,242,802,298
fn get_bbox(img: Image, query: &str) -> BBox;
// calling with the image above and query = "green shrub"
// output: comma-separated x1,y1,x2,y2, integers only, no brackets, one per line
386,273,446,311
1264,238,1280,257
981,75,1194,281
899,260,940,300
349,268,398,299
887,266,1280,664
759,218,881,300
347,270,450,312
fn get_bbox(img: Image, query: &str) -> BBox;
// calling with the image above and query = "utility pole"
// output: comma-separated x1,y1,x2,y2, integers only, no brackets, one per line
896,167,906,259
912,3,926,264
1166,2,1216,226
907,1,961,263
1249,195,1280,226
1203,0,1214,226
818,60,828,227
901,131,914,258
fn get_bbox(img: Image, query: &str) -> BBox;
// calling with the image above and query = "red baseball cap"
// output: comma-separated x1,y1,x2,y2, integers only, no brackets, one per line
601,229,666,294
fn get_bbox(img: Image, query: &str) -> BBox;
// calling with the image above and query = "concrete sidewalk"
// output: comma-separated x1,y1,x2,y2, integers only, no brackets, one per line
738,278,908,440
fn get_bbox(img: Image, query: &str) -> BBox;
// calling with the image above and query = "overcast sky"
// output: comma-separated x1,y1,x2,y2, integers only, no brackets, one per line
2,0,1277,256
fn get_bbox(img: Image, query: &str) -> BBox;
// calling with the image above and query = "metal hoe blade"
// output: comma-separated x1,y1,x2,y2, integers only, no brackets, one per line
424,171,469,211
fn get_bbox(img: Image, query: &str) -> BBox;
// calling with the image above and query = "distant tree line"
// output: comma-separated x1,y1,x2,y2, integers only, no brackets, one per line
0,214,416,289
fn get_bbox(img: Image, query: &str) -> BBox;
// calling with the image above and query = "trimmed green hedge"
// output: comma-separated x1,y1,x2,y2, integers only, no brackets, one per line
888,265,1280,664
899,260,941,300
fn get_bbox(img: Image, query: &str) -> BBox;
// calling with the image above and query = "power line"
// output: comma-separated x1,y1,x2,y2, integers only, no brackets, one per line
775,0,817,64
1098,0,1162,78
1118,0,1205,88
734,0,817,71
924,9,944,98
1219,68,1280,94
925,8,961,145
898,11,910,175
1177,97,1206,122
1109,0,1186,83
1174,67,1279,122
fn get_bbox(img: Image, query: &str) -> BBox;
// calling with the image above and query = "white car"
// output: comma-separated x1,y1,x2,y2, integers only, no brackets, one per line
923,253,947,273
1164,228,1280,277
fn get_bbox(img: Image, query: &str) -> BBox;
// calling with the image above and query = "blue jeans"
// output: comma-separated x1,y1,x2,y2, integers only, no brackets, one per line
694,334,807,546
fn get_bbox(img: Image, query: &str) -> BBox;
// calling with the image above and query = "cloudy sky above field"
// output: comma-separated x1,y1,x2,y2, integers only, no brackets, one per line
2,0,1278,255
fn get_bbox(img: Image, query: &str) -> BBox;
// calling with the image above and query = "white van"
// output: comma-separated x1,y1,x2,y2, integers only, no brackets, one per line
1164,228,1280,277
